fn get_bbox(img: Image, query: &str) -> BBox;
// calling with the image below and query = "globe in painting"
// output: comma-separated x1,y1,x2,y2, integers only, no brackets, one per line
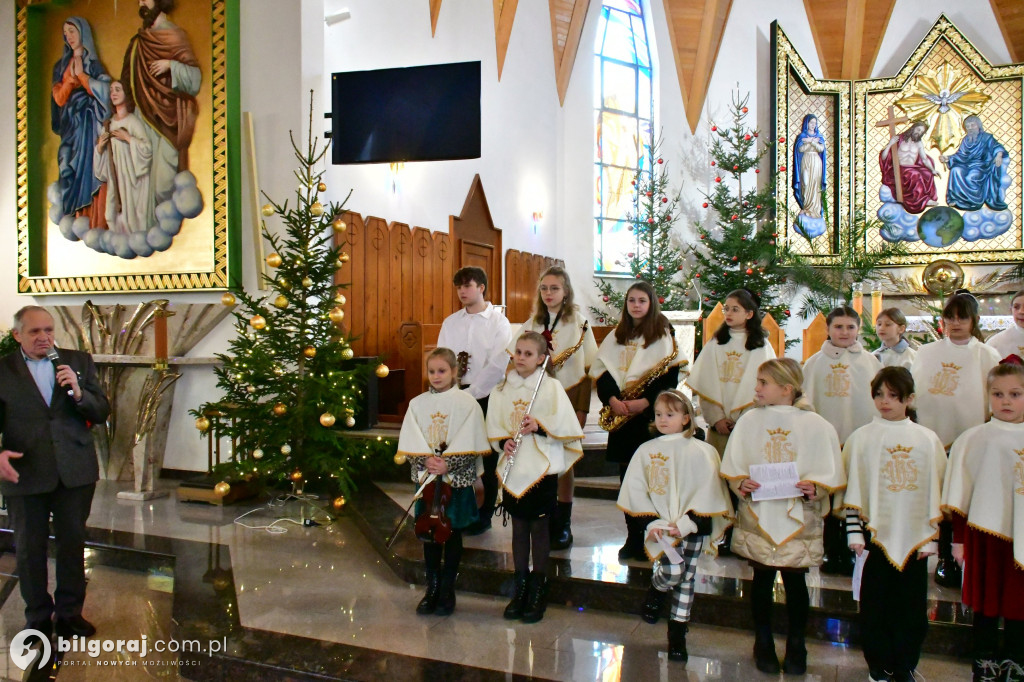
916,207,964,248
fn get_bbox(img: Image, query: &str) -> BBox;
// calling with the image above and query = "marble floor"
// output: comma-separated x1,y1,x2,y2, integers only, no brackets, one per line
0,479,973,681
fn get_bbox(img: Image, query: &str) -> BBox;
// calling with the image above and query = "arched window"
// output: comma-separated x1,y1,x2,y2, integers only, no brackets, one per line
594,0,653,274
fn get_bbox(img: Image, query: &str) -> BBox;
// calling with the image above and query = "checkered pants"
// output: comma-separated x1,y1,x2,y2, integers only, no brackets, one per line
651,536,704,622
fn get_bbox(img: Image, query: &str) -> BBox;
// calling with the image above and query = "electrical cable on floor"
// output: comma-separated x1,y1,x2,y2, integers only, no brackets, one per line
233,492,335,533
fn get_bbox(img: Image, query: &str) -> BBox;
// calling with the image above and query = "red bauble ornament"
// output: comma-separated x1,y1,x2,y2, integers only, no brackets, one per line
743,201,748,206
694,273,701,278
731,214,738,220
779,165,787,171
742,107,748,113
711,125,718,131
647,218,655,224
699,235,706,240
662,197,668,203
772,233,778,237
745,268,753,275
715,177,722,183
665,215,671,220
784,309,791,317
627,225,634,231
756,204,762,209
599,317,606,323
702,202,709,208
627,252,634,258
744,134,751,141
779,136,786,142
754,169,760,174
646,191,653,197
731,256,738,262
753,132,759,137
657,265,664,271
657,158,664,164
631,180,636,186
769,239,776,245
711,161,716,166
741,236,747,240
658,297,665,304
602,295,609,302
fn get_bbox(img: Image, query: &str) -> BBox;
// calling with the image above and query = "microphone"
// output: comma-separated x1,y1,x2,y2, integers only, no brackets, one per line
45,347,75,397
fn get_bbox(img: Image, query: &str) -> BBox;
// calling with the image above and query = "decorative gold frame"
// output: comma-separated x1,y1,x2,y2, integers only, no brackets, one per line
15,0,240,294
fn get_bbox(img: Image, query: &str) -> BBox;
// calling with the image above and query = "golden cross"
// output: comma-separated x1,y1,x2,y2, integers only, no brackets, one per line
875,105,912,203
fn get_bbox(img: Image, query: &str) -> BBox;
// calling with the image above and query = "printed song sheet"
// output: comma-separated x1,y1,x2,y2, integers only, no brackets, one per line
749,462,802,502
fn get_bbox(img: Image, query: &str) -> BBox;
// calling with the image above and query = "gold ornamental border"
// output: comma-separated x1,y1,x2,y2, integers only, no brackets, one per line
15,0,236,294
852,15,1024,266
771,21,853,267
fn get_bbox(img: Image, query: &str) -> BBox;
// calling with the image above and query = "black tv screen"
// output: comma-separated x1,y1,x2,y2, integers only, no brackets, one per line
331,61,481,164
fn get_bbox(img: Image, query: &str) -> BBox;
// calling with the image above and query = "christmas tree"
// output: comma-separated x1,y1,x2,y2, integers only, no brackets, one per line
691,92,791,337
191,96,393,502
590,137,695,326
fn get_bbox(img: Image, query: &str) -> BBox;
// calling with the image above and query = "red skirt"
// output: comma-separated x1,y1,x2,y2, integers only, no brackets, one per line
955,514,1024,619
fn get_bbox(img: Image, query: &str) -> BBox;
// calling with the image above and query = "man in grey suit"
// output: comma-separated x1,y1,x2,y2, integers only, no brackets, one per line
0,306,109,641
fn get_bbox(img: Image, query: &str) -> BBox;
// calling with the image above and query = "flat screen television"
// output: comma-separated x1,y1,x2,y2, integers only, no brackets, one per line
330,61,481,164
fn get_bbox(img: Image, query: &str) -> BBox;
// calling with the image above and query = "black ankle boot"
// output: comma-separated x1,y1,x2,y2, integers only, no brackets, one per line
782,632,807,674
753,626,780,674
667,620,688,662
973,657,1002,682
935,556,962,588
521,571,549,623
503,571,528,620
641,585,667,624
416,570,440,615
550,501,573,550
434,568,458,616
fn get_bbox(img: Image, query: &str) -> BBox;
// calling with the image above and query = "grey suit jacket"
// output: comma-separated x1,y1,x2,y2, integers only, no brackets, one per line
0,349,110,496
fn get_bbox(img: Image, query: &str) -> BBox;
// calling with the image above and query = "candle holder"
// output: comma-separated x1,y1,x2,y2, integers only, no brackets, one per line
154,301,172,370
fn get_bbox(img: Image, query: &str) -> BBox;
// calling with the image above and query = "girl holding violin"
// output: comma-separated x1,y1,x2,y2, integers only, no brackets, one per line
396,347,491,616
488,331,584,623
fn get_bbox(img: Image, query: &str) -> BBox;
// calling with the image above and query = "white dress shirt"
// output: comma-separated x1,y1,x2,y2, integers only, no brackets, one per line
437,302,512,399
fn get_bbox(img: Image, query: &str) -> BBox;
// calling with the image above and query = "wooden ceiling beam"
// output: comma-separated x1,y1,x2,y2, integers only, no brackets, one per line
548,0,588,106
990,0,1024,63
662,0,733,134
493,0,519,80
429,0,442,37
803,0,895,80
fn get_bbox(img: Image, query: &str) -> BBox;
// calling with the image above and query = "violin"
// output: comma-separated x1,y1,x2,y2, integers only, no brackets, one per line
414,442,453,544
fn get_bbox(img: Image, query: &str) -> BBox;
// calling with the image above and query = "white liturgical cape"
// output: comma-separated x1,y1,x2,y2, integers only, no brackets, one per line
687,330,775,423
839,417,946,569
396,387,489,482
987,325,1024,363
803,341,882,444
942,418,1024,571
721,405,845,546
487,369,584,498
589,330,686,390
617,433,733,559
509,310,598,392
911,338,1001,448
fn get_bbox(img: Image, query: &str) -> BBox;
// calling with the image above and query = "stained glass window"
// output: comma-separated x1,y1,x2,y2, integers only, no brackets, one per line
595,0,653,274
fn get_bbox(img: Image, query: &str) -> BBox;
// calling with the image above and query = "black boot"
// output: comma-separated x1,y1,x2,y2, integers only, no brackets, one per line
935,520,962,588
550,501,573,550
416,570,440,615
972,657,1002,682
782,632,807,675
434,567,457,616
641,585,667,624
667,620,688,662
503,571,528,620
754,626,780,674
521,571,549,624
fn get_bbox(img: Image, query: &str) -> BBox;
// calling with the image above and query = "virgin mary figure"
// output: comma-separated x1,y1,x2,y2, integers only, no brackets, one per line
792,114,826,219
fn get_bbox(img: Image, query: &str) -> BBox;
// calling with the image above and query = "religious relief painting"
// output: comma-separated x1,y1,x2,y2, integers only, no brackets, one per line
16,0,240,294
773,16,1024,267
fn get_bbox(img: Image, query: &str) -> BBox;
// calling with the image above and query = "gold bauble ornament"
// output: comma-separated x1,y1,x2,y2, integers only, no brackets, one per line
375,364,390,378
301,276,313,288
273,402,287,416
303,345,317,359
290,469,304,482
214,481,231,497
393,453,407,465
280,443,292,455
332,496,347,511
273,294,289,309
339,252,350,263
261,203,275,217
310,201,324,217
277,278,292,291
246,385,256,394
250,315,266,330
345,416,356,427
318,182,327,192
340,347,354,360
252,448,264,460
329,306,345,323
221,292,236,306
334,293,347,306
195,416,211,432
266,253,282,268
273,366,285,377
320,412,336,427
332,217,347,233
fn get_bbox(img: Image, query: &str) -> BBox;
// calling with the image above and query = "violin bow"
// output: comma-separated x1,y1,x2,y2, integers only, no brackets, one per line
385,441,447,549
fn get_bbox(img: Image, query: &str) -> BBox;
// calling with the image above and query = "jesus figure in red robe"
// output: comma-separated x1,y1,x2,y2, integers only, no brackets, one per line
879,121,940,215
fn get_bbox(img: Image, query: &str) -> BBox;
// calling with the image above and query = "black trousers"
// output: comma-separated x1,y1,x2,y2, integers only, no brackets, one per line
859,540,929,674
475,395,499,520
7,481,95,625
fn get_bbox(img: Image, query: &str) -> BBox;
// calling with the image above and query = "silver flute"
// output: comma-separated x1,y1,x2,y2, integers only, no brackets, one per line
497,356,549,500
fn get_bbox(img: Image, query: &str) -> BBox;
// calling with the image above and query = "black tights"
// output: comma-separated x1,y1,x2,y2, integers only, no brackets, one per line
512,517,550,574
975,613,1024,661
423,530,463,573
751,568,809,636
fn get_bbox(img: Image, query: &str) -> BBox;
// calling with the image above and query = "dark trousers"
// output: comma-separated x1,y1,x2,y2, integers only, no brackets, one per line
860,541,929,674
751,567,809,636
7,482,95,625
475,395,499,520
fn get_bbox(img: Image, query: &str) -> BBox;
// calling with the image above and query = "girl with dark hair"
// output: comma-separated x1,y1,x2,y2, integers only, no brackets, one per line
944,363,1024,680
688,289,774,455
509,267,597,549
841,367,946,682
873,307,917,369
590,281,686,561
987,289,1024,362
721,358,845,675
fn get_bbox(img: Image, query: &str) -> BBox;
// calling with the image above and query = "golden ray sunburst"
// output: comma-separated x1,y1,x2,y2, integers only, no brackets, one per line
895,61,991,153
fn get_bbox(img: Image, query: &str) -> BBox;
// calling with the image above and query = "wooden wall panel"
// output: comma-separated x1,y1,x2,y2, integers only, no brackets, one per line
410,227,432,324
803,312,828,361
434,232,455,320
390,223,414,364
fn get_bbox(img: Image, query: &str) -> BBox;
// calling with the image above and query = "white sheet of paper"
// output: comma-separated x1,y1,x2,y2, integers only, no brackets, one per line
852,550,869,601
749,462,802,501
658,535,683,564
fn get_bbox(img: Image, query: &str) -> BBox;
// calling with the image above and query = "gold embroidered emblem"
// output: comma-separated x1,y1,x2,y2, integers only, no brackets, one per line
763,428,796,464
882,445,919,492
510,399,530,432
618,340,640,374
824,362,851,397
719,351,744,383
427,411,449,450
1014,448,1024,495
928,362,961,396
645,453,670,496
